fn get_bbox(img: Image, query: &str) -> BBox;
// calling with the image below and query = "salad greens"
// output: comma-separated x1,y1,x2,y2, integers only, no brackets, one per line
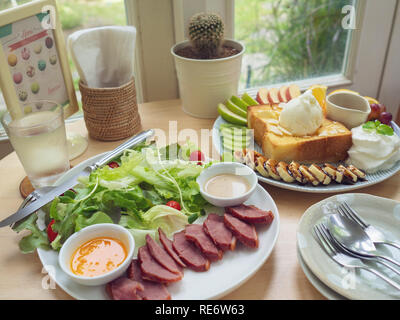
13,141,212,254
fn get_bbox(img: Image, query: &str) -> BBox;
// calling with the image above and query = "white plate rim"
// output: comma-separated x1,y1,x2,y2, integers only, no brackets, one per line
37,152,280,300
296,193,400,300
212,116,400,193
296,243,346,300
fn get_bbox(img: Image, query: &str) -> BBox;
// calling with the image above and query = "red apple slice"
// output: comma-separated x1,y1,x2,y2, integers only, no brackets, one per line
278,86,288,103
256,88,269,105
267,88,280,105
285,84,301,101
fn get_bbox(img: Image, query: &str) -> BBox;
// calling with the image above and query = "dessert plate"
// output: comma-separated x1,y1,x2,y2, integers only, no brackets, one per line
37,153,280,300
213,116,400,193
297,243,345,300
297,193,400,300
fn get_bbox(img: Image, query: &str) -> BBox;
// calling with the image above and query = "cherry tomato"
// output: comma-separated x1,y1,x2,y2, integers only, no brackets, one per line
189,150,205,163
166,200,181,211
108,161,119,168
47,219,58,242
60,188,76,197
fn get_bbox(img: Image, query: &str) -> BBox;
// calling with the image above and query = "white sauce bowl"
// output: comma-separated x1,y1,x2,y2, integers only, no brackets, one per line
197,162,258,207
58,223,135,286
326,92,371,129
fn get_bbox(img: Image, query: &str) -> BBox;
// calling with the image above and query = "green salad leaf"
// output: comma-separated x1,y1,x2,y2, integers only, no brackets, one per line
13,141,207,254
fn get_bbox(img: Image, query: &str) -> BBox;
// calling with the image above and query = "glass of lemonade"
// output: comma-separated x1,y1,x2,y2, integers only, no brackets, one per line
1,101,70,188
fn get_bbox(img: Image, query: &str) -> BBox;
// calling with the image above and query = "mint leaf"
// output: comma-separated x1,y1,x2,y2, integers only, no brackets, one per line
376,124,394,136
362,121,376,130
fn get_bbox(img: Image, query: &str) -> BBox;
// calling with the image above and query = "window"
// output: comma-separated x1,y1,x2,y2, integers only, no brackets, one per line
235,0,355,90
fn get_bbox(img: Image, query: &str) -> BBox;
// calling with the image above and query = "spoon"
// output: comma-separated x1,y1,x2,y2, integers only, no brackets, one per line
327,213,400,269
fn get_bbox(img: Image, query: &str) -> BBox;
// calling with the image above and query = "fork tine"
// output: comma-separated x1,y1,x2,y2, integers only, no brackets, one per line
318,223,339,254
337,206,353,221
342,202,368,228
10,195,37,229
314,224,335,255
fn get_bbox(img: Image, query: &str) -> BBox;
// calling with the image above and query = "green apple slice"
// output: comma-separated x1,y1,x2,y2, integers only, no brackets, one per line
218,103,247,126
242,93,259,106
231,95,249,111
222,139,250,152
220,128,251,138
221,151,235,162
221,132,252,145
225,99,247,118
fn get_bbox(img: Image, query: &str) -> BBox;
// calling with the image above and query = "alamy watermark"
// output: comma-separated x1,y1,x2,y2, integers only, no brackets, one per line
342,5,356,30
41,5,56,30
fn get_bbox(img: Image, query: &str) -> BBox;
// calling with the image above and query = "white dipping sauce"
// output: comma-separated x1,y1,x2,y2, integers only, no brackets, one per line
205,174,250,198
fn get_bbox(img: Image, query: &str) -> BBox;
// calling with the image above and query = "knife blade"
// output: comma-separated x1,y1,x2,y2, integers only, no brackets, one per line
0,129,154,228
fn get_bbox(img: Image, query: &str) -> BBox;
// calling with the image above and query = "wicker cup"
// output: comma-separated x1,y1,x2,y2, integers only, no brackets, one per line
79,78,142,141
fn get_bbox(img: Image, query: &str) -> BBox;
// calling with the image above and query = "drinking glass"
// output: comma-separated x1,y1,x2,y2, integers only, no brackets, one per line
1,100,70,188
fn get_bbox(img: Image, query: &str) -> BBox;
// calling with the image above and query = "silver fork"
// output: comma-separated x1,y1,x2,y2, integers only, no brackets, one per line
322,223,400,277
313,223,400,290
11,186,55,228
338,202,400,250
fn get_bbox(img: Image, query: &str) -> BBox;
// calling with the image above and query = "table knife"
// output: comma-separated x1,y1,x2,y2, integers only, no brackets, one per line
0,129,154,228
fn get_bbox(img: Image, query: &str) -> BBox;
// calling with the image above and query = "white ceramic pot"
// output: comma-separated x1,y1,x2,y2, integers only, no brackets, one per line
171,39,244,119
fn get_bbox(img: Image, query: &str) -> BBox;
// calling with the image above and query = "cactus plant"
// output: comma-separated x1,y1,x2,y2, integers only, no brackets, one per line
188,12,225,59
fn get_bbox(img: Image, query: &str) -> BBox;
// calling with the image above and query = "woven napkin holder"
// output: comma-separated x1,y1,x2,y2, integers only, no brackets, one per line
79,78,142,141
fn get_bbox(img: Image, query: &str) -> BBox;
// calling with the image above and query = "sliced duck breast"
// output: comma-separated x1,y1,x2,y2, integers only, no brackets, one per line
128,259,171,300
203,213,236,251
172,231,210,272
226,204,274,225
224,213,259,248
145,234,183,275
106,276,144,300
158,228,186,268
185,224,223,261
138,246,182,284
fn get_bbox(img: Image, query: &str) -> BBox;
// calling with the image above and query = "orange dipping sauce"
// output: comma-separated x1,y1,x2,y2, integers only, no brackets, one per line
70,237,127,277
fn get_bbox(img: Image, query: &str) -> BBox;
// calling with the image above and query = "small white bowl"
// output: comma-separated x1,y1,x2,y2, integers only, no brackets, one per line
197,162,258,207
58,224,135,286
326,92,371,128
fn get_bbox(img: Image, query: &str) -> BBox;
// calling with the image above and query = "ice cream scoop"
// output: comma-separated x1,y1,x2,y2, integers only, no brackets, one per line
279,90,323,136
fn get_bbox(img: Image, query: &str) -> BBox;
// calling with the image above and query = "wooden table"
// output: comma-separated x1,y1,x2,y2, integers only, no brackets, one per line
1,99,399,300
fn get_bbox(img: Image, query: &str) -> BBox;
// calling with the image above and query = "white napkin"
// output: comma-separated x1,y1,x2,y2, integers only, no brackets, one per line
68,26,136,88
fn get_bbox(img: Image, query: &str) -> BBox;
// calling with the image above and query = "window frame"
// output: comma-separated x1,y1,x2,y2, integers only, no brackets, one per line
129,0,398,117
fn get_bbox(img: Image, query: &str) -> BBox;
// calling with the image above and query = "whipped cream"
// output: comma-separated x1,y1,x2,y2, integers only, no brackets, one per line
346,125,400,173
279,89,323,136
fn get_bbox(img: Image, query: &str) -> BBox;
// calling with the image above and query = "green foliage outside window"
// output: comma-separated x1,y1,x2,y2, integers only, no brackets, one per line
236,0,354,88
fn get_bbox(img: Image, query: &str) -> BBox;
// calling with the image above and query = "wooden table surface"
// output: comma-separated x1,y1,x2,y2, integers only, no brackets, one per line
1,99,399,300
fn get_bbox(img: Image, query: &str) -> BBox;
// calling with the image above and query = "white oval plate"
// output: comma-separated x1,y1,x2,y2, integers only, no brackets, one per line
297,244,345,300
37,153,280,300
297,193,400,300
213,116,400,193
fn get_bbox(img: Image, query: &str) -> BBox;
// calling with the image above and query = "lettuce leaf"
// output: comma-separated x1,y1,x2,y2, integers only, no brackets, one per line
15,142,207,254
13,213,50,254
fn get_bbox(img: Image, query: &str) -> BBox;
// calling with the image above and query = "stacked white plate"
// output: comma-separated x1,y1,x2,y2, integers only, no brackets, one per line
296,193,400,300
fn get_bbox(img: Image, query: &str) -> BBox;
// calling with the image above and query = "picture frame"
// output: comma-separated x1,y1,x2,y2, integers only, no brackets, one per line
0,0,78,120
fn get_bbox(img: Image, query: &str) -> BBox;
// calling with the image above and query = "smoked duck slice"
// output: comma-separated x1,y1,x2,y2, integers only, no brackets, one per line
225,204,274,225
203,213,236,251
158,228,186,268
128,259,171,300
145,234,183,276
224,213,259,248
138,246,182,284
106,276,144,300
185,223,223,261
172,231,210,272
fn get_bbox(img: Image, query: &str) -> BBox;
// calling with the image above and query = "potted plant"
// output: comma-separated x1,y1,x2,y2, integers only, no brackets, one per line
171,13,245,119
